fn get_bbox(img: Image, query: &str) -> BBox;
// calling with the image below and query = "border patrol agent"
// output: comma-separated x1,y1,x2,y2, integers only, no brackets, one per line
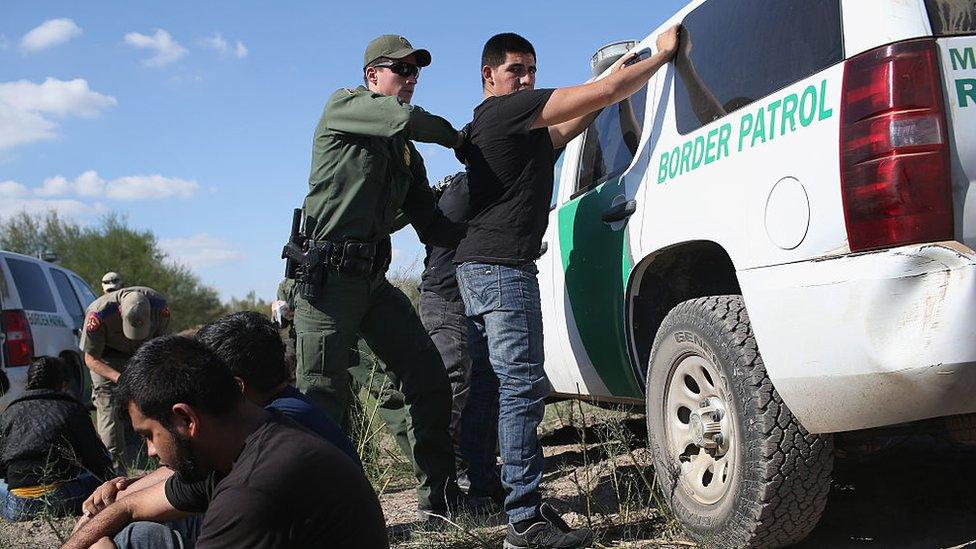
293,35,465,517
79,286,169,466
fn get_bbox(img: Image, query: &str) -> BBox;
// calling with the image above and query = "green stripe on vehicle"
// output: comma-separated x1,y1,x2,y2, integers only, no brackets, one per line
558,178,642,398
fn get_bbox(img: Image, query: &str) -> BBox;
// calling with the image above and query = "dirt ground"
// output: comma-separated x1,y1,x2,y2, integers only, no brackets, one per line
3,405,976,549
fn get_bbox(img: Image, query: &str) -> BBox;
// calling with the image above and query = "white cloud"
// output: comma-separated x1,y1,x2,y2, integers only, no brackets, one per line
0,102,57,150
35,175,71,197
0,196,100,221
0,180,28,198
20,18,82,53
200,33,247,59
0,78,116,118
201,33,228,54
0,78,116,151
123,29,187,67
74,170,105,196
158,234,243,269
26,171,196,201
106,174,198,200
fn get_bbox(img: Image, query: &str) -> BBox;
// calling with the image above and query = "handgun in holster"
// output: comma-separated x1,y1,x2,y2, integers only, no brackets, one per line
281,208,327,301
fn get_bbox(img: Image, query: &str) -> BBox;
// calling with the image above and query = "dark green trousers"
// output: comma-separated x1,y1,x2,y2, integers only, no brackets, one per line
294,271,453,510
347,359,415,470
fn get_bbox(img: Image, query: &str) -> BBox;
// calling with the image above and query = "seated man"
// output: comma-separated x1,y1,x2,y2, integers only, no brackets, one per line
0,357,114,521
196,311,360,466
64,336,387,549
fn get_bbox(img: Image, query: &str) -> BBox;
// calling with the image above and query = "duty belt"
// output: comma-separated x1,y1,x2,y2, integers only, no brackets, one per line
307,239,390,278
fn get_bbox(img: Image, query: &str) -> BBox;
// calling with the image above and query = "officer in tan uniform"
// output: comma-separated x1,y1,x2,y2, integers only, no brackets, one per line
79,286,169,466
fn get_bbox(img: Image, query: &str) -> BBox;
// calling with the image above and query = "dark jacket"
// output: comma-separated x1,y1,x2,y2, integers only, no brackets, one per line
0,389,114,489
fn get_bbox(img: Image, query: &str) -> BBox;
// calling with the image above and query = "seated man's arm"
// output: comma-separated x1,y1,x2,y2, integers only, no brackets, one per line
81,468,175,520
63,479,189,549
532,25,679,133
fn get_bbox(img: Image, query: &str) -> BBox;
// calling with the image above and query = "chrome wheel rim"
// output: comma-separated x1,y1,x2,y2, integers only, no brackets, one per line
663,353,735,505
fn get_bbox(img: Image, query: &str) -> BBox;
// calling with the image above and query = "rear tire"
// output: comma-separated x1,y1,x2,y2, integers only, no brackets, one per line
646,296,833,548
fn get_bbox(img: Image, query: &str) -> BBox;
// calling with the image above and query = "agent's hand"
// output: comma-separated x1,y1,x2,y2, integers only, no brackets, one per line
656,24,680,59
82,476,136,517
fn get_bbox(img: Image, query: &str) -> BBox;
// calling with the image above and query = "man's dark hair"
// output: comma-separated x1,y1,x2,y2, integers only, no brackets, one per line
481,33,536,87
26,356,67,391
196,311,288,394
115,335,242,425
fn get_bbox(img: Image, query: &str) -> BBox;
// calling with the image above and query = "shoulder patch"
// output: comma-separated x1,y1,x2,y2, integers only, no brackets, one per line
85,313,102,333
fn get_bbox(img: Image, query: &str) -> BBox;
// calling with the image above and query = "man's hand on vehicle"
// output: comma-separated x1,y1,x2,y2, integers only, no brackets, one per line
656,24,680,59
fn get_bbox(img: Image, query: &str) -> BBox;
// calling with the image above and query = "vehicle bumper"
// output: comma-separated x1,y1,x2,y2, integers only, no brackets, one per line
739,241,976,434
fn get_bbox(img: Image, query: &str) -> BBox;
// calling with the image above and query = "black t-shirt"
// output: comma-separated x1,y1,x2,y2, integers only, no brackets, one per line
165,412,388,549
420,172,470,302
454,88,556,265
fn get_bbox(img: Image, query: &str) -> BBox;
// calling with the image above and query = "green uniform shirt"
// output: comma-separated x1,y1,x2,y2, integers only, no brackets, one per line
79,286,170,359
304,86,463,247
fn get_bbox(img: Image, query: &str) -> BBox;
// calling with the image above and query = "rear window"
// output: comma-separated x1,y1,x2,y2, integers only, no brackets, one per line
51,269,84,326
70,274,98,307
5,258,57,312
674,0,843,134
926,0,976,35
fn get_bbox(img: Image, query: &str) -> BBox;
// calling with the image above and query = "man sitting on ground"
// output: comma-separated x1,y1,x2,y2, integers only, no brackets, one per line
76,312,364,546
63,335,387,549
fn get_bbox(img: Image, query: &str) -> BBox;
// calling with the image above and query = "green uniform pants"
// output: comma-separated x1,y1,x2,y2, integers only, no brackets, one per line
294,271,454,510
347,360,415,469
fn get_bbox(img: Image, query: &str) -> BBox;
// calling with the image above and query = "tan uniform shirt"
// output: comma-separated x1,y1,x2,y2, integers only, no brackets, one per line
79,286,170,360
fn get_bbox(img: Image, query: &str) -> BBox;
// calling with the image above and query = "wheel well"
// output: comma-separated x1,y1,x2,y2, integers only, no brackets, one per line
629,241,741,384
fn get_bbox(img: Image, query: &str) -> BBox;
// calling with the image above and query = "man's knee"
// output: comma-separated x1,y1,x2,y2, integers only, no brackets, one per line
114,521,184,549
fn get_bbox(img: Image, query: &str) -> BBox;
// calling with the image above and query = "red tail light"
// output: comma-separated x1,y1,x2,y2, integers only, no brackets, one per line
840,39,953,252
2,310,34,367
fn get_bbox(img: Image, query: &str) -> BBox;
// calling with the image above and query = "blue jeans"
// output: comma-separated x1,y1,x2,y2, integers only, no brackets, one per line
114,515,202,549
0,473,101,521
456,261,549,523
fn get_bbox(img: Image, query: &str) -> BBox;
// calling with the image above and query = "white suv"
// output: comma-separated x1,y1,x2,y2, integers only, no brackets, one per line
539,0,975,546
0,250,99,409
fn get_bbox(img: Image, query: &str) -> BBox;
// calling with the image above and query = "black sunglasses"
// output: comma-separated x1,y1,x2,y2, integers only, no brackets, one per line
372,61,421,78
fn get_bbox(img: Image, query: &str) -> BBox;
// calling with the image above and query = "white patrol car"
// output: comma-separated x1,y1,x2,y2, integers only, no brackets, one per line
0,250,99,409
538,0,976,546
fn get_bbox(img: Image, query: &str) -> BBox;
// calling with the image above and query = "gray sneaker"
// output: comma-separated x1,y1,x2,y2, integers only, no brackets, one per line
503,503,593,549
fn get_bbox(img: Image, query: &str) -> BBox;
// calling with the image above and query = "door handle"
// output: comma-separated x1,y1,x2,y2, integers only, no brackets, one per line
602,200,637,223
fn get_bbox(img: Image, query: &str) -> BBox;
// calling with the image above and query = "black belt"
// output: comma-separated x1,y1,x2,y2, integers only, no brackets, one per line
307,239,390,278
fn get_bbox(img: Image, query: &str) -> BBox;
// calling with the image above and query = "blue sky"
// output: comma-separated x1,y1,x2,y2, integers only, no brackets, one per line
0,1,685,301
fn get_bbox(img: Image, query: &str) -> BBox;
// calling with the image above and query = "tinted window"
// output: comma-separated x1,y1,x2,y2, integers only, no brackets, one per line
51,269,84,326
675,0,843,134
551,149,565,209
70,275,98,307
926,0,976,35
575,86,648,195
0,265,9,301
5,258,57,312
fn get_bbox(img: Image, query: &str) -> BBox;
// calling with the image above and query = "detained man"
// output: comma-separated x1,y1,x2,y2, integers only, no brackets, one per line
455,28,679,549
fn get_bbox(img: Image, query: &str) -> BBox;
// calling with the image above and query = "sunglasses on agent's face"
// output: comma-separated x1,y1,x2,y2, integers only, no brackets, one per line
373,60,421,78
